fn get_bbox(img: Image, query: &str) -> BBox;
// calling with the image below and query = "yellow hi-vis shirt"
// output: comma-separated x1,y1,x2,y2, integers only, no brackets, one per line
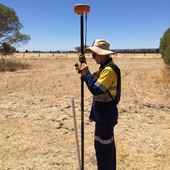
93,63,118,102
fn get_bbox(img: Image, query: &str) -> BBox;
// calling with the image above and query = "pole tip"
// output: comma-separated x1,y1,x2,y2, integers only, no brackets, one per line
74,4,90,15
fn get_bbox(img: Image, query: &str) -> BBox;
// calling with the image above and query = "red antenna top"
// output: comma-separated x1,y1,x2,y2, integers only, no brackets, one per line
74,4,90,15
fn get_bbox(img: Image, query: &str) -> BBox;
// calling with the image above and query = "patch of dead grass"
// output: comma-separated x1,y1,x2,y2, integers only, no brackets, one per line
0,59,30,72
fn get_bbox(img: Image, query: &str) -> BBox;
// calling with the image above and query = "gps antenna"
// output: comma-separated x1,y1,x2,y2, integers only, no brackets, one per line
74,4,90,170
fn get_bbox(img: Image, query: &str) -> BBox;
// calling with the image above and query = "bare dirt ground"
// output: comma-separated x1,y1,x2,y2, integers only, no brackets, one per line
0,53,169,170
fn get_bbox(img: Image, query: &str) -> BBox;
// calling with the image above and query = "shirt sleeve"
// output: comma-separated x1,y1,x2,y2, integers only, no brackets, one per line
95,67,116,92
83,67,116,96
83,73,103,95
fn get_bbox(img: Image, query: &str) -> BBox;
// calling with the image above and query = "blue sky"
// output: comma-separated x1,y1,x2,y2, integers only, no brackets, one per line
1,0,170,51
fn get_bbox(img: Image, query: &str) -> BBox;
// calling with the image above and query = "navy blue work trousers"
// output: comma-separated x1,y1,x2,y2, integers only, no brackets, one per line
94,122,116,170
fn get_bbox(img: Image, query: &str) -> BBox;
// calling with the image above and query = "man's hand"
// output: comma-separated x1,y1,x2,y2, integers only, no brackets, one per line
81,63,90,76
79,54,86,64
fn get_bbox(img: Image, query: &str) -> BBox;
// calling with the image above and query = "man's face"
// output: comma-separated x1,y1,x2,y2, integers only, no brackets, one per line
92,53,102,64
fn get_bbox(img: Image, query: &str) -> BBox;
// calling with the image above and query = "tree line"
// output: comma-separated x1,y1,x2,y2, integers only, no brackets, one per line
0,3,170,66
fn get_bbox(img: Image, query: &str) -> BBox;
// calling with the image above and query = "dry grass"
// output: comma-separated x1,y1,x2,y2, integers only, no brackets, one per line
0,53,169,170
161,66,170,88
0,58,30,72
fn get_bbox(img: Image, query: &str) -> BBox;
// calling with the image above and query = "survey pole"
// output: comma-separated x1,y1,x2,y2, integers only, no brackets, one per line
74,4,90,170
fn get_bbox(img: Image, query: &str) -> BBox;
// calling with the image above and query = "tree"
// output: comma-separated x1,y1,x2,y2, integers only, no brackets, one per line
159,27,170,66
75,45,89,52
75,46,81,52
0,3,30,50
0,42,16,55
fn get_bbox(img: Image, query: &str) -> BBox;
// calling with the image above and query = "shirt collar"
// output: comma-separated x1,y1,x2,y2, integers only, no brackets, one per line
100,57,112,69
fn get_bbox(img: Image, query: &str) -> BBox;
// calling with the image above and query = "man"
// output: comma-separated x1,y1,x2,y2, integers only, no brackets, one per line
79,39,120,170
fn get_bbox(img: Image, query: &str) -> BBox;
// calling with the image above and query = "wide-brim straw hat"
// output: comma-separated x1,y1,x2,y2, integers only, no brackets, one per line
87,39,114,55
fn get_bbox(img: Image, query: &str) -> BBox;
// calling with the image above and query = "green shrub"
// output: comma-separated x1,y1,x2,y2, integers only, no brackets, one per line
159,27,170,66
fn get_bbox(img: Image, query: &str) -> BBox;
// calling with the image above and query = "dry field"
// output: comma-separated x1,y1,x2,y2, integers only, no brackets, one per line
0,53,169,170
